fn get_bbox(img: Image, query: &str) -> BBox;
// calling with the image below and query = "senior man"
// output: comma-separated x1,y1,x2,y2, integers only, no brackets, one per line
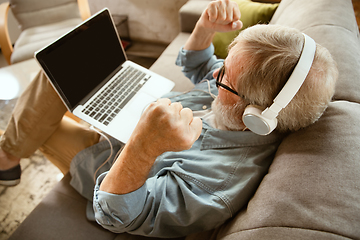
91,1,337,237
0,0,337,237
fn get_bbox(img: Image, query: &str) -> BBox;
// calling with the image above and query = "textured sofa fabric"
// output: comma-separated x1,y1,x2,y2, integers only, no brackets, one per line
212,0,360,239
9,174,116,240
9,0,360,239
270,0,360,104
10,0,81,30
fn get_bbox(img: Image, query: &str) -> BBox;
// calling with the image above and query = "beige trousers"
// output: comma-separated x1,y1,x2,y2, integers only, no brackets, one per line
0,71,100,173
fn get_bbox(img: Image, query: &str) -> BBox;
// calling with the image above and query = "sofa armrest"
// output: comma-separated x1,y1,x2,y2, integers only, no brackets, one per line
179,0,281,33
179,1,209,33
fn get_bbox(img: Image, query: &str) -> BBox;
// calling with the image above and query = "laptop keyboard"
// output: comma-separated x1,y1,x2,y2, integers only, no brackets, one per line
82,66,150,126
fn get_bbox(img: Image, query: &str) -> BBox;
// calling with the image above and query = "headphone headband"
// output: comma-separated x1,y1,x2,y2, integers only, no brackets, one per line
262,33,317,119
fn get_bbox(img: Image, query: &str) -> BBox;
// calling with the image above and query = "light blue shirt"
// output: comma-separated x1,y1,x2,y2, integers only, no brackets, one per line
70,44,284,238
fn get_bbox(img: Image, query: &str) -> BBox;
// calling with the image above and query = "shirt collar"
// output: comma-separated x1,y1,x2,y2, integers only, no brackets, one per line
200,121,285,150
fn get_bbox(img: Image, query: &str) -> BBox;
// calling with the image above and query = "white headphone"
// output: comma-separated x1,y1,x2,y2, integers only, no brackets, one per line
242,33,316,135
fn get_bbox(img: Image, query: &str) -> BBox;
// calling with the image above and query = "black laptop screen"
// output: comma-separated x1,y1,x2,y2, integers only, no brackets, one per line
36,9,126,110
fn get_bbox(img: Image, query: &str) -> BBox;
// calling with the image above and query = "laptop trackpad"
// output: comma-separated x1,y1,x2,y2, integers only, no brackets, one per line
124,91,157,118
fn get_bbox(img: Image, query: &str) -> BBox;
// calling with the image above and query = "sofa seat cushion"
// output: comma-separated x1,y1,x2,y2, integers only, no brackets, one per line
215,101,360,239
269,0,360,104
11,18,82,64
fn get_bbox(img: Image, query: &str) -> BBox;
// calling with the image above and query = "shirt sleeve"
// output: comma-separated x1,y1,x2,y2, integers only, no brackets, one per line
93,170,232,238
175,44,223,85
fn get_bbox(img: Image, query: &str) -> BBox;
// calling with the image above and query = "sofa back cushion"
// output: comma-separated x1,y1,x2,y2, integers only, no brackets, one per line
270,0,360,104
213,0,360,239
10,0,81,30
216,101,360,239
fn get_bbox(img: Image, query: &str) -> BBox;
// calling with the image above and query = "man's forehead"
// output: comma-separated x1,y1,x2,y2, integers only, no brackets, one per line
225,48,242,76
222,59,237,90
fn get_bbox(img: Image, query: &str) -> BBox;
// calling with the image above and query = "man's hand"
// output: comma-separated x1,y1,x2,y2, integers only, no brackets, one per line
184,0,243,51
99,99,202,195
131,98,203,158
198,0,243,33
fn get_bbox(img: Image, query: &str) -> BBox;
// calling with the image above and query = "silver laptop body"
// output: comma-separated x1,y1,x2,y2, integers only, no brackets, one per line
35,8,174,143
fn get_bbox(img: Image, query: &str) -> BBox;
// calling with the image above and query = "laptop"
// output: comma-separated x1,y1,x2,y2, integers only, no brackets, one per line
35,8,175,143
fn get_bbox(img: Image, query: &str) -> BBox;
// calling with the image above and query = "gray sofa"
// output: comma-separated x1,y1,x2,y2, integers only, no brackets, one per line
9,0,360,239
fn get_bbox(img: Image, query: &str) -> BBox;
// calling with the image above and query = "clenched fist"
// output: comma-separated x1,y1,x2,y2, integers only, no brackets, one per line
130,98,203,158
184,0,243,51
198,0,243,33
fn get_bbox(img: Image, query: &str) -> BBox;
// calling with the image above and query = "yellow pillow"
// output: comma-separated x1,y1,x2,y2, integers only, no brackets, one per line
213,0,279,59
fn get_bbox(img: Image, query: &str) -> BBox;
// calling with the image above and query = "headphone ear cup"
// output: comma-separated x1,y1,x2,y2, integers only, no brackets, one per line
242,105,278,135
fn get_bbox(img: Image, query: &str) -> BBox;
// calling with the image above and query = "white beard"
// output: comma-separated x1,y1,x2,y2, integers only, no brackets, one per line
211,97,246,131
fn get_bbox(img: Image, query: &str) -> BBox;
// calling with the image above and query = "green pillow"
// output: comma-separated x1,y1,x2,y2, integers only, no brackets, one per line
213,0,279,59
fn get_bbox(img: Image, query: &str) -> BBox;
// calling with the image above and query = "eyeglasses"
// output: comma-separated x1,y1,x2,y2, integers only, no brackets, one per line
215,65,240,96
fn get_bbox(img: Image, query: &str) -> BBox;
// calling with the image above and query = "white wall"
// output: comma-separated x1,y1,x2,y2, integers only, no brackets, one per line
88,0,188,44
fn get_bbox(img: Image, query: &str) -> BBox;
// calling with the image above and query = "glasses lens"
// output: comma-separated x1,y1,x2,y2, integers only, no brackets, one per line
219,66,225,83
215,65,240,96
216,66,224,88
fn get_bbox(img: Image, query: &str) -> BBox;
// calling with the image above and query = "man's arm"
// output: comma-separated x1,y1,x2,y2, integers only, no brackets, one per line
184,0,243,51
99,98,202,194
99,0,243,196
